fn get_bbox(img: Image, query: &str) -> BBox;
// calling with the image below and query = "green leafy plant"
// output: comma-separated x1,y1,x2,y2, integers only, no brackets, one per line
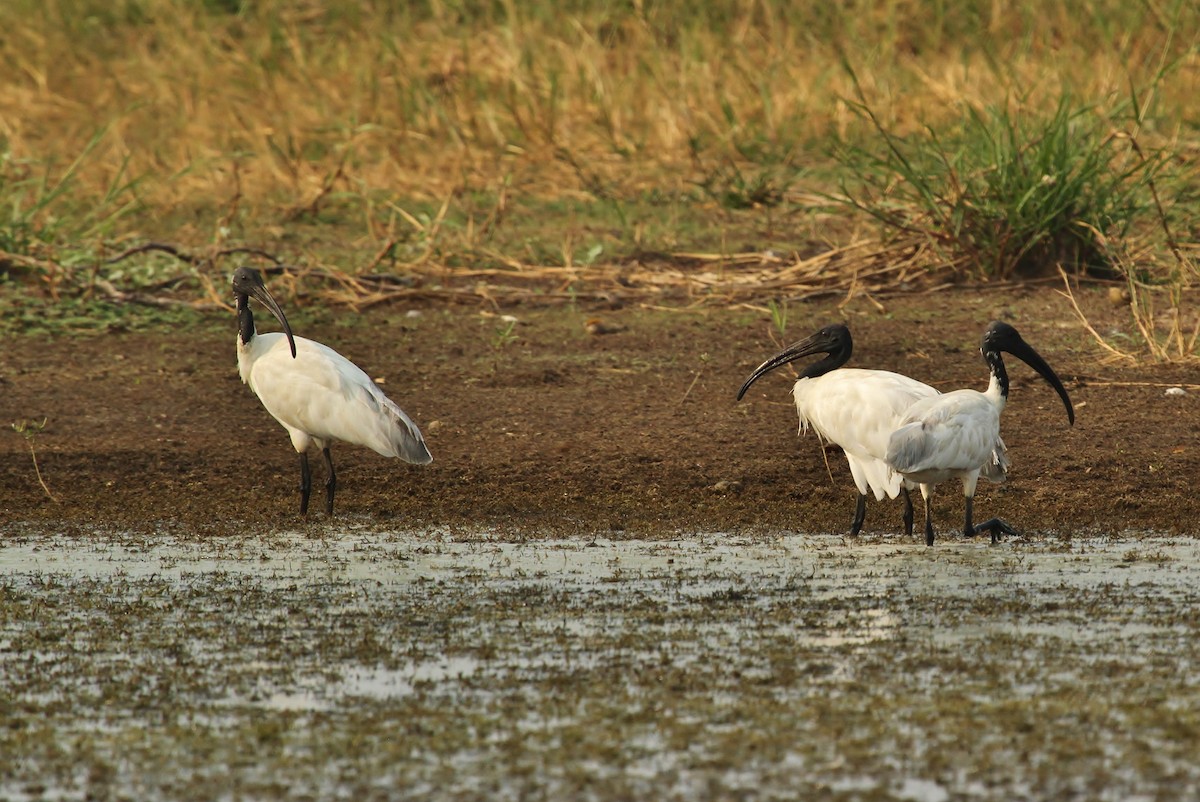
767,298,788,342
1059,152,1199,363
492,318,519,350
834,73,1162,280
0,126,143,257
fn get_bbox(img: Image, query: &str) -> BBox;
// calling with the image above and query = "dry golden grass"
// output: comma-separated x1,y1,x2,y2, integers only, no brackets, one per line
1,1,1191,211
0,0,1196,331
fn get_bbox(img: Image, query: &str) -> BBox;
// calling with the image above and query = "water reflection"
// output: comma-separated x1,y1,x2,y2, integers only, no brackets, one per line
3,528,1200,800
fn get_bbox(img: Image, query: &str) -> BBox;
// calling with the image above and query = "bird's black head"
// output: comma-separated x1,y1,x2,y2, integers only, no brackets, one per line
980,320,1022,353
807,324,852,355
736,323,852,401
981,320,1074,425
232,266,297,359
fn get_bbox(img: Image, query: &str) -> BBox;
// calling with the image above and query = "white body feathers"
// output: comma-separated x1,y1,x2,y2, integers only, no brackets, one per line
886,377,1009,497
238,331,432,465
792,368,940,501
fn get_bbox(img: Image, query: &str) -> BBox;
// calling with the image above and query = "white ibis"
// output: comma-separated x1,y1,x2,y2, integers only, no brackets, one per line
885,320,1074,545
232,267,432,515
737,324,939,538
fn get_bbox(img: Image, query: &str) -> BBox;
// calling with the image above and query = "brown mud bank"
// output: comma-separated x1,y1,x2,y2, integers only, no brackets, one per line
2,286,1197,540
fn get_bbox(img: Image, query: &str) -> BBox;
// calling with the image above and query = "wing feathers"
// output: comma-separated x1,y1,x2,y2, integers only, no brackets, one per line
246,336,432,464
792,369,938,499
885,392,1003,483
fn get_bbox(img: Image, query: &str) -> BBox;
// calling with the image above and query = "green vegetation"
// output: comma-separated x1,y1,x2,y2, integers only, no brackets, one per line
491,317,519,350
835,92,1164,280
0,0,1195,354
766,298,788,343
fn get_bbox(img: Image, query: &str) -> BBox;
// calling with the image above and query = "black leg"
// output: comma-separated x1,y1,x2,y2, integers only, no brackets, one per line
849,493,867,536
924,496,935,547
901,487,914,538
322,447,336,516
299,452,312,515
962,496,975,538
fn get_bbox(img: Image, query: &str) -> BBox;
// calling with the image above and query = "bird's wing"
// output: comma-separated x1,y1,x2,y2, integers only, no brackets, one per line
249,339,432,464
797,369,939,461
348,380,433,464
845,452,902,501
979,433,1010,484
794,369,938,500
886,393,1000,478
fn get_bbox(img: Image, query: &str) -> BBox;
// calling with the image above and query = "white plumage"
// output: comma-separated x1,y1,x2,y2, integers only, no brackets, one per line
232,267,431,515
738,324,938,537
887,390,1009,487
885,320,1072,545
792,368,938,502
238,333,432,465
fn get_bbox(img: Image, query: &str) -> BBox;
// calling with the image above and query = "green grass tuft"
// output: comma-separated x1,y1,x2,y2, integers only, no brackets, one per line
834,91,1164,280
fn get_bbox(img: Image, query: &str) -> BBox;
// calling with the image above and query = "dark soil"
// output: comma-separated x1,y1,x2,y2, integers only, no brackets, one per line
2,286,1197,539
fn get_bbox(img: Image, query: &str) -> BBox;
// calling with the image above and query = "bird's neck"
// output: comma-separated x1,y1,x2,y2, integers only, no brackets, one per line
983,349,1009,411
237,295,257,346
798,350,849,380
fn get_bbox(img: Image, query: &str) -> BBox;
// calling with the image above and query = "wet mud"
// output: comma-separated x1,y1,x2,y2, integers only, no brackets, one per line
2,287,1200,799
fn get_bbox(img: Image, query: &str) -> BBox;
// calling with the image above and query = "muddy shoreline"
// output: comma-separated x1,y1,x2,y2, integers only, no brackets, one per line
4,286,1200,800
2,287,1198,540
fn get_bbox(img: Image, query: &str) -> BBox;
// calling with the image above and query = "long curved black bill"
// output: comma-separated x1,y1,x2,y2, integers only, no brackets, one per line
1006,339,1074,425
251,283,297,359
736,328,842,401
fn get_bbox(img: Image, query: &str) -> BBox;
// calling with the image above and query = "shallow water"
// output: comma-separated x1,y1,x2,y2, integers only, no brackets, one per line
2,527,1199,801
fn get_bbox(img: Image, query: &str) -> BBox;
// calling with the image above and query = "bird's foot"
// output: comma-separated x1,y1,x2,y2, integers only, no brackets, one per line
968,518,1019,545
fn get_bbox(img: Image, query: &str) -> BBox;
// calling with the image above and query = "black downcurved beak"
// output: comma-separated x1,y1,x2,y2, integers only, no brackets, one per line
233,266,297,359
736,329,841,401
251,282,297,359
1004,338,1075,425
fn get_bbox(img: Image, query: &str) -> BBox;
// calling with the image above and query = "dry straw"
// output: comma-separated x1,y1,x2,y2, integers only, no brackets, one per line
0,1,1194,338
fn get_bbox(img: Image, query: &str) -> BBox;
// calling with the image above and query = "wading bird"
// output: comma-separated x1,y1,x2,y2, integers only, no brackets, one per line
233,267,432,515
885,320,1074,546
737,324,939,538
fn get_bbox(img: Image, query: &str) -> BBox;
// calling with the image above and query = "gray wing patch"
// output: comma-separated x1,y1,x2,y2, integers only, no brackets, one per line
353,382,434,465
885,421,930,474
979,434,1009,484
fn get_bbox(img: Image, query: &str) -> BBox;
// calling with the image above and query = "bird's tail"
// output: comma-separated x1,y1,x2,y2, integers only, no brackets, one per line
366,387,433,464
389,410,433,465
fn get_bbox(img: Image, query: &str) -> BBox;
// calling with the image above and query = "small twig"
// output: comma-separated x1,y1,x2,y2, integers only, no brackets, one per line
1122,132,1185,268
1068,375,1200,390
12,419,58,503
678,366,705,406
105,242,202,266
817,436,836,487
92,279,198,309
106,242,285,268
363,238,400,273
0,250,58,272
1056,267,1137,363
